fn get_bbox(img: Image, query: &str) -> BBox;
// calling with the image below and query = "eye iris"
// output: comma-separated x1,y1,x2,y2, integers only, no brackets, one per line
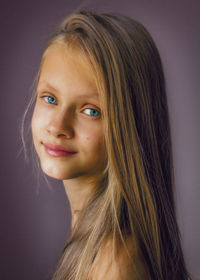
48,96,56,104
88,109,99,116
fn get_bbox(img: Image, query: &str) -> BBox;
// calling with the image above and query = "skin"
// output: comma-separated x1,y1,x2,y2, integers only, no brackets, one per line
89,238,150,280
31,43,107,227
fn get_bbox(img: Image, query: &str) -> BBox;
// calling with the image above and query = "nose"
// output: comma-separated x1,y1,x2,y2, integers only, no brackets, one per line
46,110,74,139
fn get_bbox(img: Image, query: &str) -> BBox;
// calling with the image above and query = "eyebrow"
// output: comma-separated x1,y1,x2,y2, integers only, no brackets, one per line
37,80,99,99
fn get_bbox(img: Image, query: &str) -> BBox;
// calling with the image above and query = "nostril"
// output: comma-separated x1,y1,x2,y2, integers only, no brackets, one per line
47,127,74,139
66,133,72,139
46,118,74,139
56,129,74,139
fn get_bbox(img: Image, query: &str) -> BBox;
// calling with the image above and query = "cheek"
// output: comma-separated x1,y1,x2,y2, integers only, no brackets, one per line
31,110,40,152
31,108,40,133
31,110,37,137
31,107,45,142
80,126,106,153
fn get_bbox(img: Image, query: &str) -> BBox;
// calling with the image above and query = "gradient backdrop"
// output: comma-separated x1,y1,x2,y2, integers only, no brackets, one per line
0,0,199,279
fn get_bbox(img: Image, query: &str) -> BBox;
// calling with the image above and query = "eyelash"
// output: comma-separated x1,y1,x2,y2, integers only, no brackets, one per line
40,95,101,118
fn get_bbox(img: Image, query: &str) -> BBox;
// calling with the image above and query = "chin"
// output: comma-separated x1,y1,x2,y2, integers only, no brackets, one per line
40,163,66,180
44,171,67,180
41,163,82,180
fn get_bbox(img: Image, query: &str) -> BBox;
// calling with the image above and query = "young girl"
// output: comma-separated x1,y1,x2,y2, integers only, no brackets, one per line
22,9,192,280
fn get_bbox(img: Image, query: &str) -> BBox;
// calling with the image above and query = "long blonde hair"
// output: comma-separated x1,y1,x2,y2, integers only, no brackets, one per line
21,10,191,280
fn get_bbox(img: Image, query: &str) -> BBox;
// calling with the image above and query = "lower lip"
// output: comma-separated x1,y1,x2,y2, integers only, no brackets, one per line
44,146,76,157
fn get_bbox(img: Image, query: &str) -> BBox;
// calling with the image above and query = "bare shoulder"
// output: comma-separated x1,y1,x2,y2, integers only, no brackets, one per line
88,236,150,280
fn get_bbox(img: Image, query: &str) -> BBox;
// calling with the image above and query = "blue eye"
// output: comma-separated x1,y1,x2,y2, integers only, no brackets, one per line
83,108,100,117
43,96,57,104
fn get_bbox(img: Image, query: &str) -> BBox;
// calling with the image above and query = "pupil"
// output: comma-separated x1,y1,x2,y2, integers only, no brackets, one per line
49,97,55,104
92,109,98,116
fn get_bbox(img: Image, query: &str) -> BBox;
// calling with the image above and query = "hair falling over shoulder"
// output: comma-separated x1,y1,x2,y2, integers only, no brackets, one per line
26,9,192,280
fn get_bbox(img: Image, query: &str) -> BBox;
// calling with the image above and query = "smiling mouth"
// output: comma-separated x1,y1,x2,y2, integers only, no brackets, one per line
43,144,77,158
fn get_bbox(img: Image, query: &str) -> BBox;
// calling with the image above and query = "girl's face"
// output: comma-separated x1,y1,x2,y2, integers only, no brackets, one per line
31,44,107,181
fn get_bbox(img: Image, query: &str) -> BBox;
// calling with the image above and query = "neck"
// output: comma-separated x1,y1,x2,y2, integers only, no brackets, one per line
63,177,96,228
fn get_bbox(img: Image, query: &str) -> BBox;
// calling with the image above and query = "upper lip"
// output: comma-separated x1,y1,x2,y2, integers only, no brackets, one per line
43,143,77,153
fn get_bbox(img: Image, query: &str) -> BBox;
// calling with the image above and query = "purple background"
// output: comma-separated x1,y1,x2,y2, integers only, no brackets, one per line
0,0,199,279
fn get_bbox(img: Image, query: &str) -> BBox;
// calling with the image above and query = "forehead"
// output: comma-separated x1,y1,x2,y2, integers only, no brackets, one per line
38,43,98,97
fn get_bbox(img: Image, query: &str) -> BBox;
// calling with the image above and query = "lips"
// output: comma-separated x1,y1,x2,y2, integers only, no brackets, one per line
43,143,77,157
44,143,76,153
